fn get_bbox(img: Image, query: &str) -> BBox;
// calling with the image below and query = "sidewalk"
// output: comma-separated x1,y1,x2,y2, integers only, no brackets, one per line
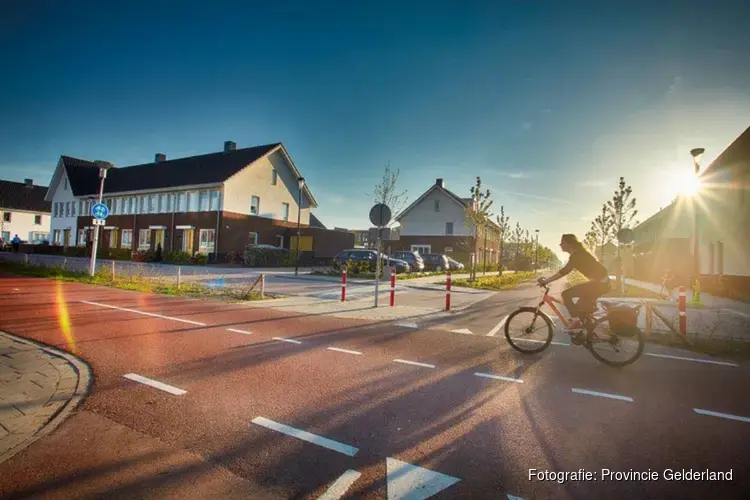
0,331,91,464
620,276,750,317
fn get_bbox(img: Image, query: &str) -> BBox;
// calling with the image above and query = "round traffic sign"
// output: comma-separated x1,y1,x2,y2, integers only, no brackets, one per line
92,202,109,220
617,228,634,244
369,203,392,227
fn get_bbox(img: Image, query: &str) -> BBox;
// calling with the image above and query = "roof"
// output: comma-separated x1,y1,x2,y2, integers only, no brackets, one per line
310,213,326,229
52,142,318,207
0,180,52,213
395,181,500,229
700,125,750,179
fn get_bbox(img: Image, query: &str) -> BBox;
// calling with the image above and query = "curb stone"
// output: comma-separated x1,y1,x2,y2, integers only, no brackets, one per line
0,331,93,465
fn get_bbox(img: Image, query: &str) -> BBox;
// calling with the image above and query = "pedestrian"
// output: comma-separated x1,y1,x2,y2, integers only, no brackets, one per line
11,234,21,253
660,269,674,301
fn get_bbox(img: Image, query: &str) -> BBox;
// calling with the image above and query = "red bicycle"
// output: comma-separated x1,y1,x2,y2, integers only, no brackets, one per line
504,282,645,367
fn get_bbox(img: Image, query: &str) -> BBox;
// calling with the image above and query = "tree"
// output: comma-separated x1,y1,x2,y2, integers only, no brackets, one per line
511,222,524,272
606,176,638,256
583,229,598,254
464,176,493,280
495,206,510,276
590,204,614,262
370,161,408,228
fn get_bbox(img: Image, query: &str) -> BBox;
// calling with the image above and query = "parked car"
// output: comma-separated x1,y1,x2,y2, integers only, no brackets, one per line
421,253,450,271
391,251,425,272
446,256,465,271
333,249,411,273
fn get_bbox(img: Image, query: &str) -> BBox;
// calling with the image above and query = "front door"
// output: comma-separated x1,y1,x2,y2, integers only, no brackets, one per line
182,229,194,254
63,229,71,249
154,230,166,251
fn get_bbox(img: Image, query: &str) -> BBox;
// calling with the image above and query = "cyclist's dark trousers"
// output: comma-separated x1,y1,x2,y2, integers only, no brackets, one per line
562,280,611,319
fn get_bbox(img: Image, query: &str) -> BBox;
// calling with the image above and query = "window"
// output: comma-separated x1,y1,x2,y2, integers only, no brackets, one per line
271,170,278,185
177,192,186,212
434,200,440,211
157,194,164,213
411,244,431,255
166,194,173,213
248,232,258,245
446,222,454,235
188,191,199,212
276,235,284,248
53,204,58,218
121,230,133,249
1,231,9,242
199,229,216,253
71,202,76,217
209,190,219,211
444,247,454,253
138,229,151,250
139,196,146,214
250,196,260,215
35,215,42,225
65,202,70,217
199,191,209,211
105,199,112,211
282,202,290,221
148,195,155,213
3,212,11,222
77,229,86,247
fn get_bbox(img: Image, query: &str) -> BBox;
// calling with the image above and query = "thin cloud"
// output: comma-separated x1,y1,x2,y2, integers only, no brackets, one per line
576,180,606,188
500,191,575,205
495,171,531,179
540,108,552,114
521,122,532,131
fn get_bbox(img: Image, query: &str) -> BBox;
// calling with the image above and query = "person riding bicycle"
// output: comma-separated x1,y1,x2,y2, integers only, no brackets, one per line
537,233,611,332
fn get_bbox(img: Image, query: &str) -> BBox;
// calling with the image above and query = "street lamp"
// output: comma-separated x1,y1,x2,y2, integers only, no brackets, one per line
88,160,114,276
534,229,539,274
294,176,305,276
690,148,704,283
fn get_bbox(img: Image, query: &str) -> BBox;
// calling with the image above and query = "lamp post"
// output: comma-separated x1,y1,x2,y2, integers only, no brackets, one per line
534,229,539,274
88,161,113,277
690,148,704,283
294,176,305,276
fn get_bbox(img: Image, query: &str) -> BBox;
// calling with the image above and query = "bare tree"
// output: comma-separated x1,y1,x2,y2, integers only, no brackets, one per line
606,176,638,256
464,176,493,280
370,161,408,227
512,222,524,273
496,205,510,276
590,204,614,262
583,229,598,253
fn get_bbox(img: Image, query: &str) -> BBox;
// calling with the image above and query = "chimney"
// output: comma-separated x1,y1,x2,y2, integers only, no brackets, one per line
24,178,33,188
436,178,444,188
155,153,167,163
224,140,237,152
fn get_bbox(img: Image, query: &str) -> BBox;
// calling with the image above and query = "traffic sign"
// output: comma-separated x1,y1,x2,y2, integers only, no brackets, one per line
91,202,109,220
369,203,392,227
92,218,105,226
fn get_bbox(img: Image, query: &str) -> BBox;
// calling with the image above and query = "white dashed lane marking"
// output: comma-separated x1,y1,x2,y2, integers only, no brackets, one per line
327,347,363,355
227,328,253,335
123,373,187,396
393,359,436,369
474,372,523,384
273,337,302,344
251,416,359,456
81,300,206,326
571,388,633,402
693,408,750,424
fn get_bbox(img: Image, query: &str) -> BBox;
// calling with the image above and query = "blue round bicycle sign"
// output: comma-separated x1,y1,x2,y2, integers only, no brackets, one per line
91,202,109,219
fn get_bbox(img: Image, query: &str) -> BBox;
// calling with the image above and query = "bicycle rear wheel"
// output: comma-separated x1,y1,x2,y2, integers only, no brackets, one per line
504,307,554,354
586,322,645,367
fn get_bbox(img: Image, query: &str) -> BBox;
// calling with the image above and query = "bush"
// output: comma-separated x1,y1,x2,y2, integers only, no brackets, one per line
243,246,287,267
451,271,536,291
226,250,238,265
191,253,208,265
165,251,192,264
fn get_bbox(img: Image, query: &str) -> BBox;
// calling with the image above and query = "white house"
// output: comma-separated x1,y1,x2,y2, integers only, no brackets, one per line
393,178,500,264
0,178,51,245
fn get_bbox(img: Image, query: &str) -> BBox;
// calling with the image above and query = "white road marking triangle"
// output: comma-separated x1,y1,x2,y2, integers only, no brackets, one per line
451,328,474,335
386,457,460,500
507,495,524,500
394,322,418,328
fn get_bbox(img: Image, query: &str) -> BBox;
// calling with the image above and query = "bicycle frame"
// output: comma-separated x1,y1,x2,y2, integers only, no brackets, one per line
535,285,606,329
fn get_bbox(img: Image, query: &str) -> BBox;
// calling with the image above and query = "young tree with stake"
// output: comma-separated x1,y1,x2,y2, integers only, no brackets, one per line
464,177,493,280
496,205,510,276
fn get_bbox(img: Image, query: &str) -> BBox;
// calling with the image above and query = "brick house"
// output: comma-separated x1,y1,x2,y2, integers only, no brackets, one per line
631,124,750,297
393,178,501,265
44,140,351,261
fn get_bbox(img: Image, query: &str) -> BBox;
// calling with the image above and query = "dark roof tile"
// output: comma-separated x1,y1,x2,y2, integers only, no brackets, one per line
0,180,52,213
62,143,281,196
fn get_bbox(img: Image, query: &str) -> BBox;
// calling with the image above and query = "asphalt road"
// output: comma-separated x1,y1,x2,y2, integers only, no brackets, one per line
1,275,749,499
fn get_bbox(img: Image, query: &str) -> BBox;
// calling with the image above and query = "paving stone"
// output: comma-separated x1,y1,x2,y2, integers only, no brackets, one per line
0,406,24,421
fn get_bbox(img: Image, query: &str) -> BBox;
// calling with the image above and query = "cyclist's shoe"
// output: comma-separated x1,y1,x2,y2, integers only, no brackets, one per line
563,318,583,332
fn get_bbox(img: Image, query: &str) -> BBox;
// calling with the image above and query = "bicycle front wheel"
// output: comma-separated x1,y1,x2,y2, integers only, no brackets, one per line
504,307,554,354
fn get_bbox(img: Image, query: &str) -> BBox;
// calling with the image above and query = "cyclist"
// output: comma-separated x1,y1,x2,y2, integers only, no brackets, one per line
537,233,611,332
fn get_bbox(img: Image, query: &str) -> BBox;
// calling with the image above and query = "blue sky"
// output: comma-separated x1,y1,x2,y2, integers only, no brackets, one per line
1,1,749,257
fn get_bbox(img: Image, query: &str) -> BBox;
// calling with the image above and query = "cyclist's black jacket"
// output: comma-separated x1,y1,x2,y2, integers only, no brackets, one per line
559,248,608,282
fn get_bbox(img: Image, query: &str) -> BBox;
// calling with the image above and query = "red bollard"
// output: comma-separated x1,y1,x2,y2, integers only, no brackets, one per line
445,271,452,311
389,268,396,307
678,286,686,334
341,267,347,302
